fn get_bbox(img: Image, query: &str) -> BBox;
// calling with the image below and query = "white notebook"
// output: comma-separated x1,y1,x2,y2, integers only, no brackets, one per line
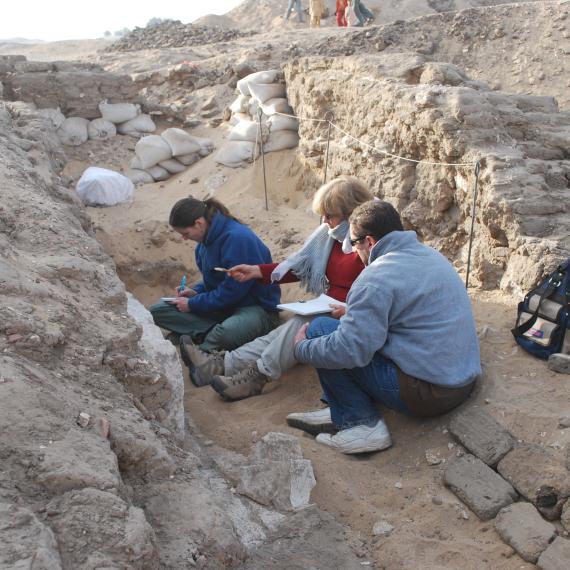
277,294,346,316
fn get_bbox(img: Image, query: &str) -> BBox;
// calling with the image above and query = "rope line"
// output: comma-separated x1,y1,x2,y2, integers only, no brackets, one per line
271,110,474,168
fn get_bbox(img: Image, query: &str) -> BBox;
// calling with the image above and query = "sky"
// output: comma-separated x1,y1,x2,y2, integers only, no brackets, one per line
0,0,245,42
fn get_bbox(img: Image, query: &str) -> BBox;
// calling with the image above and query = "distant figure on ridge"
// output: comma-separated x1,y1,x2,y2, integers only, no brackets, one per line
309,0,324,27
285,0,305,23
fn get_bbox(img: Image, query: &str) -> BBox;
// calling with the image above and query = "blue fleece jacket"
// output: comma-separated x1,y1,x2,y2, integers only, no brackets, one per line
295,231,481,388
187,213,280,315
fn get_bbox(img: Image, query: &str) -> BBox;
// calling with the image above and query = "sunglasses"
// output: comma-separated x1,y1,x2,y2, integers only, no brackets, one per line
349,235,367,247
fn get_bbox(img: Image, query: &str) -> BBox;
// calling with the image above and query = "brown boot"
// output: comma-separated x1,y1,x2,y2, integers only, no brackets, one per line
179,336,224,387
210,364,268,401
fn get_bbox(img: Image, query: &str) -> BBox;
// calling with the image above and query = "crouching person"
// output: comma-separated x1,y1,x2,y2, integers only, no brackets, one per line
290,200,481,454
149,197,280,353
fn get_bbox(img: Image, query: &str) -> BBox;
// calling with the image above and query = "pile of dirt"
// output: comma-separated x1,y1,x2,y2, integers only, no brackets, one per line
106,20,257,52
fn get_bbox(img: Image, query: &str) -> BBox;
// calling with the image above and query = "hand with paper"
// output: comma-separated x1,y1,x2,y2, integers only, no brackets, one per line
277,294,347,316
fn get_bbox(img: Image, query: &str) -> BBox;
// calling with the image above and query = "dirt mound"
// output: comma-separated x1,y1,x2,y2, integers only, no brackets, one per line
106,20,257,52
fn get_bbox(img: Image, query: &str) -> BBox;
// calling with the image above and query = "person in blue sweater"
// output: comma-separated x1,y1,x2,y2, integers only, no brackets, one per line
149,197,280,353
290,200,481,454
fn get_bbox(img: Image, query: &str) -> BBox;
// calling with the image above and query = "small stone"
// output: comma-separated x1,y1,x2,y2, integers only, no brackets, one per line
426,449,444,465
432,496,443,505
548,353,570,374
559,417,570,428
98,417,110,439
190,177,199,184
76,412,90,428
372,520,394,536
394,482,402,489
8,334,24,343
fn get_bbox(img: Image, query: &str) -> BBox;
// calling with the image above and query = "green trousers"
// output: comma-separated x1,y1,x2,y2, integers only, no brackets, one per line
149,300,280,353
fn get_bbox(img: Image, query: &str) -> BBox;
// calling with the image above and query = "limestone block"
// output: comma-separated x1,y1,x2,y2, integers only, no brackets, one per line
548,353,570,375
238,432,316,510
444,454,518,520
537,537,570,570
449,407,515,466
495,502,557,563
0,501,63,569
38,429,121,494
126,294,184,439
497,445,570,520
46,488,159,569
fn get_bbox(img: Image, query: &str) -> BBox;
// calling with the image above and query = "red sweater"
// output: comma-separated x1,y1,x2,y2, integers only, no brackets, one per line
259,241,364,302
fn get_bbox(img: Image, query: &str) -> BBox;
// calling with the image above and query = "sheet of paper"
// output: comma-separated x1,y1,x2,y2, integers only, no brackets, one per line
161,297,177,302
277,294,346,316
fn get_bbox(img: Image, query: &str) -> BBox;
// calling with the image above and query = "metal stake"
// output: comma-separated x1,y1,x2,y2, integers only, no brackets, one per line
323,111,334,184
257,108,268,211
465,161,481,289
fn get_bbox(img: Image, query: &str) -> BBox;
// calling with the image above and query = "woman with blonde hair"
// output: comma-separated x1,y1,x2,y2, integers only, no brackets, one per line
179,177,373,401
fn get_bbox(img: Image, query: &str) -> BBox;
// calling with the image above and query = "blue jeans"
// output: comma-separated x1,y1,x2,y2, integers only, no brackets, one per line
352,0,373,25
285,0,304,21
307,317,410,430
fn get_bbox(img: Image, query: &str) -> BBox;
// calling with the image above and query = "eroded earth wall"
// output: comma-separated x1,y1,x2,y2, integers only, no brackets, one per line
284,54,570,293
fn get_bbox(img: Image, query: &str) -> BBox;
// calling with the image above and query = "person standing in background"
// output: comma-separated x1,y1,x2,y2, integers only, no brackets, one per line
336,0,348,26
285,0,304,23
310,0,324,27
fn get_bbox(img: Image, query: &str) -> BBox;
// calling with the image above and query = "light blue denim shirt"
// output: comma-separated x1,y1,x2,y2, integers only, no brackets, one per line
294,231,481,387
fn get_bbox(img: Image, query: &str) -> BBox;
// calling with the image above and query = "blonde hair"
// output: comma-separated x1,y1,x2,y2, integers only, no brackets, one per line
312,176,373,218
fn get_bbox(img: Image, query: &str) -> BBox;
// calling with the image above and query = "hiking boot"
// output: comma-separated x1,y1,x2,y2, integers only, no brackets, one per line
179,335,224,387
286,407,336,436
315,419,392,454
165,332,181,346
210,364,267,401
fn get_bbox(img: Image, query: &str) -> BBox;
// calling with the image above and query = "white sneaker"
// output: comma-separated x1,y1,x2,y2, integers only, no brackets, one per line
316,419,392,454
286,407,335,436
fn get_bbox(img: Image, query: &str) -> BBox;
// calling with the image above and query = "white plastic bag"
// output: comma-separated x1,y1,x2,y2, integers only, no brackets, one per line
260,98,293,117
76,167,134,206
135,135,173,169
88,118,117,140
117,114,156,137
158,158,186,174
264,131,300,153
161,128,201,156
57,117,89,146
267,114,299,132
214,141,259,168
237,70,280,96
248,83,286,104
99,101,141,124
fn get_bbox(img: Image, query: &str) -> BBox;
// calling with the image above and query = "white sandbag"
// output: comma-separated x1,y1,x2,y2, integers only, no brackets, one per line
117,114,156,137
228,120,267,143
267,114,299,132
237,70,280,96
161,128,201,157
147,165,170,181
248,99,260,118
214,141,259,168
176,152,201,166
263,130,300,153
192,136,214,157
249,82,286,104
76,167,134,206
37,108,65,129
158,158,186,174
57,117,89,146
135,135,173,169
229,112,250,126
99,101,141,124
88,118,117,140
130,155,143,169
229,94,250,114
260,98,293,117
126,168,154,186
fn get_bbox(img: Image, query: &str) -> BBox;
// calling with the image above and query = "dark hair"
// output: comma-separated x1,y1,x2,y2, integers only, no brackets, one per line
169,196,240,228
349,200,404,241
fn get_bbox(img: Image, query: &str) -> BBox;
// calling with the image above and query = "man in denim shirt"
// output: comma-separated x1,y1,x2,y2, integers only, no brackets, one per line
290,201,481,454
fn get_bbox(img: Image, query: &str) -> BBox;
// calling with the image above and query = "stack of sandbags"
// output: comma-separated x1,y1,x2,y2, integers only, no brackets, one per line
216,69,299,168
126,127,214,185
55,100,158,146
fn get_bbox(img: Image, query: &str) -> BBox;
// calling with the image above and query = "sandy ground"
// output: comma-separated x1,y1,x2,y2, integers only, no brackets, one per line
85,123,570,569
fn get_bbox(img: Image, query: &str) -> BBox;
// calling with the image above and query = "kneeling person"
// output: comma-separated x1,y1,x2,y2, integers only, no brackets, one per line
291,201,481,454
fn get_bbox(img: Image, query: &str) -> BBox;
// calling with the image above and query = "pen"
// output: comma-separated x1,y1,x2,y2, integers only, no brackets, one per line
178,274,186,294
